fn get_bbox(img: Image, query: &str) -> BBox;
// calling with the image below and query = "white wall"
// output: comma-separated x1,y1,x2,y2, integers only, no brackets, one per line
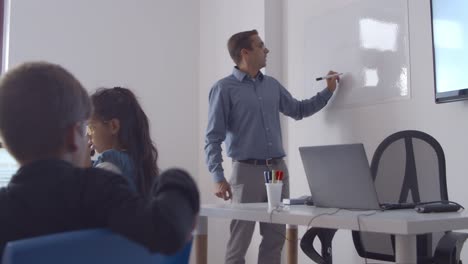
7,0,200,175
285,0,468,263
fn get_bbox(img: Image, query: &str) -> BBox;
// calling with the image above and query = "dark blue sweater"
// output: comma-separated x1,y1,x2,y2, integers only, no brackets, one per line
0,160,199,258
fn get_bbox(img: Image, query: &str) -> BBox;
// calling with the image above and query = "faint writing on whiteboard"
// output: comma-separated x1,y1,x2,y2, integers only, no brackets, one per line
305,0,410,108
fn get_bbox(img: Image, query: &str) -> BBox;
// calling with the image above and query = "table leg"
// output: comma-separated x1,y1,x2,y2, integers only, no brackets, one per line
395,234,417,264
286,224,298,264
194,216,207,264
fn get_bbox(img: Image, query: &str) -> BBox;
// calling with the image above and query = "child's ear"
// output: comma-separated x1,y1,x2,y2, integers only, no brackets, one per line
109,118,120,135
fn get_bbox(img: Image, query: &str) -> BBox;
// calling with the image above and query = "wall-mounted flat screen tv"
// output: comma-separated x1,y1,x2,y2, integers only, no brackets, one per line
431,0,468,103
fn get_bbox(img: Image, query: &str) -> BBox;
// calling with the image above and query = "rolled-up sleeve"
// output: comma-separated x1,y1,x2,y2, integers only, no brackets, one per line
279,82,333,120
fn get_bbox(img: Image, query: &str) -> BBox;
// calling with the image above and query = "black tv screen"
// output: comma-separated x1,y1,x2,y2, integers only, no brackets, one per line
431,0,468,103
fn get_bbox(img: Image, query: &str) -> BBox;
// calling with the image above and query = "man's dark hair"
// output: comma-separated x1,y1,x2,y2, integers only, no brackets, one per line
227,29,258,65
0,62,91,162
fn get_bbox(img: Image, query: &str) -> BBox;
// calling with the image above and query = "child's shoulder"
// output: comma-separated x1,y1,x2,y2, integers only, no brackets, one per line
96,149,132,167
100,149,129,158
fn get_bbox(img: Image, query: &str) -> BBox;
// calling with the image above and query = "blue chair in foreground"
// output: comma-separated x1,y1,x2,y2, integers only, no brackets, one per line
2,228,192,264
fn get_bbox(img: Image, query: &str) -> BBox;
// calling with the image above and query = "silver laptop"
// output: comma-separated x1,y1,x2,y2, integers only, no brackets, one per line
299,143,381,210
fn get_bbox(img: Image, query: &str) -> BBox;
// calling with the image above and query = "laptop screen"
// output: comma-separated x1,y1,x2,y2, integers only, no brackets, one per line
299,143,381,210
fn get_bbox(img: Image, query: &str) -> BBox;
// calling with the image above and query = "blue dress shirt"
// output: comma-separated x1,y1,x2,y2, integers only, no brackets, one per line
205,67,333,182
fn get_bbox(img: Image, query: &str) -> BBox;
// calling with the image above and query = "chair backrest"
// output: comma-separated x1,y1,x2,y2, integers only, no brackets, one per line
2,229,192,264
352,130,448,262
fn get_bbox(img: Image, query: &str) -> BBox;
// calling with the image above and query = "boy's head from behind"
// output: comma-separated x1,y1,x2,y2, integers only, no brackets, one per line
0,62,91,166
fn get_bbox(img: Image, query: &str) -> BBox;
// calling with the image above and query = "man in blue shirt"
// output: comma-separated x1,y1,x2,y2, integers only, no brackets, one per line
205,29,339,264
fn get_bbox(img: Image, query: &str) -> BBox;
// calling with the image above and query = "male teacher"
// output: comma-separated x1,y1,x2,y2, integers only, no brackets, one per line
205,29,340,264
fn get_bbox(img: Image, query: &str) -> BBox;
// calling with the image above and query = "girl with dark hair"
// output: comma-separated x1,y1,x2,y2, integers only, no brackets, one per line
88,87,159,197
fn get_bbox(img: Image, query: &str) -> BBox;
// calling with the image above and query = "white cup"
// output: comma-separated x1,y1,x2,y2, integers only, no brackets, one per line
265,183,283,210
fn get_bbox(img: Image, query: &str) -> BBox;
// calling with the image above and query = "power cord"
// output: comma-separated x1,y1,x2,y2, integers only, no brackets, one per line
355,209,419,264
267,205,341,242
354,210,378,264
268,205,426,264
380,200,464,211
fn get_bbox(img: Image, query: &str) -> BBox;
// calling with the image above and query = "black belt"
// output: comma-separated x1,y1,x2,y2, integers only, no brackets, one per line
236,158,283,166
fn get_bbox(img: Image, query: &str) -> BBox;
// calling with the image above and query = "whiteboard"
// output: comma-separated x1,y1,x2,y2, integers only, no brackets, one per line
305,0,410,107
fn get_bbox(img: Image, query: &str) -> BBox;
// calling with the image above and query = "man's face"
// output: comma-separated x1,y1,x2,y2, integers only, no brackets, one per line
246,35,269,69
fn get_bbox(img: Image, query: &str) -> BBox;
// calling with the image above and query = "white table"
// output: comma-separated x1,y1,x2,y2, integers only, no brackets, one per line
194,203,468,264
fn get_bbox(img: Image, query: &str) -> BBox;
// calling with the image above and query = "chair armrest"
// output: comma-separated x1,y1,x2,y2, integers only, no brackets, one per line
300,228,337,264
434,231,468,264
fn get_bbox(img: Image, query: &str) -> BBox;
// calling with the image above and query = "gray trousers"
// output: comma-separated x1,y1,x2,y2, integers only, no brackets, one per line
225,160,290,264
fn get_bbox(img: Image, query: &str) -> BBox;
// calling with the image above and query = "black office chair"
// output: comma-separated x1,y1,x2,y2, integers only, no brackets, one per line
301,228,336,264
301,130,468,264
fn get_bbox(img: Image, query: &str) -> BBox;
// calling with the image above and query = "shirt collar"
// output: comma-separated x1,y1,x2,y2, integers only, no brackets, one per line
232,67,264,82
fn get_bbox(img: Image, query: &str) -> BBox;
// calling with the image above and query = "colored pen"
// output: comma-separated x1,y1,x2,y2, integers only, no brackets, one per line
271,170,276,183
264,171,269,183
315,72,343,81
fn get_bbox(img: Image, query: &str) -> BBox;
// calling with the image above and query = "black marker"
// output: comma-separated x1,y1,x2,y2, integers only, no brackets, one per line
315,73,343,81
